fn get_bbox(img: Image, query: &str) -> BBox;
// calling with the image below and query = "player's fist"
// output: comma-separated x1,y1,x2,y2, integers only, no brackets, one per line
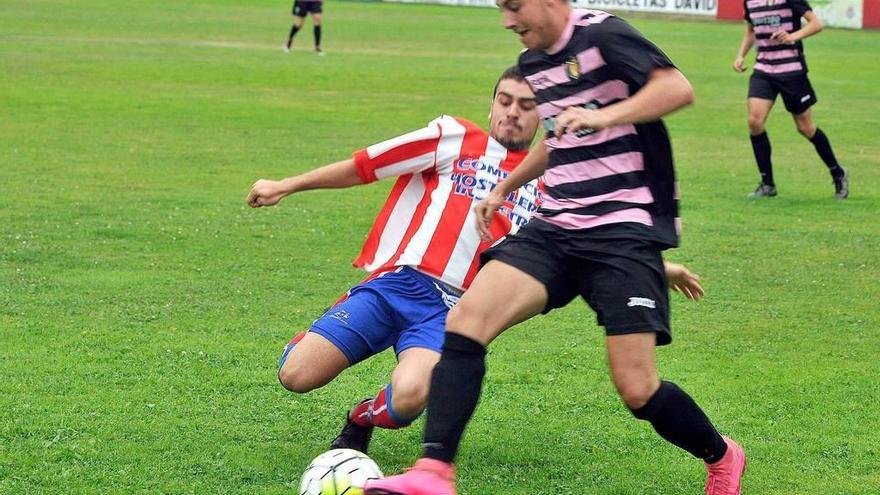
247,179,288,208
475,190,505,242
733,56,747,73
771,29,796,45
554,106,610,138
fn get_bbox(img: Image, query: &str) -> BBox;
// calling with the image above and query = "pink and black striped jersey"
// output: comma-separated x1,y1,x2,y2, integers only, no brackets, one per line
351,115,542,291
745,0,812,76
519,10,679,249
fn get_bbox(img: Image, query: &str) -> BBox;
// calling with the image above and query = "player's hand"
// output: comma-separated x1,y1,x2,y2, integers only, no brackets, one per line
475,190,506,242
554,106,611,139
247,179,288,208
733,56,747,73
665,261,704,301
771,29,796,45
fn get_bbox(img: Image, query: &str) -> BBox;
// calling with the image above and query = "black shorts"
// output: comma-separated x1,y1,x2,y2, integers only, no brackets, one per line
293,0,322,16
481,219,672,345
748,72,817,115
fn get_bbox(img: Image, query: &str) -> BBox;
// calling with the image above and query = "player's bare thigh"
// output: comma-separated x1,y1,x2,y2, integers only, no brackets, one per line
312,13,322,26
747,97,775,135
278,332,349,393
445,260,548,346
389,347,440,417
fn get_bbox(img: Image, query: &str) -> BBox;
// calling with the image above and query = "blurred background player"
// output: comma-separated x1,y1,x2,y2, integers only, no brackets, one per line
246,67,543,453
366,2,745,495
734,0,848,199
285,0,324,54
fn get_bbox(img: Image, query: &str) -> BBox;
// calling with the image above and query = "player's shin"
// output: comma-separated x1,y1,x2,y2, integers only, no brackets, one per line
421,332,487,464
351,384,420,429
630,381,728,463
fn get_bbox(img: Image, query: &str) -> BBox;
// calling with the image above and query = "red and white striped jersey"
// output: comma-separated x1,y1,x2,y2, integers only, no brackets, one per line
351,115,542,291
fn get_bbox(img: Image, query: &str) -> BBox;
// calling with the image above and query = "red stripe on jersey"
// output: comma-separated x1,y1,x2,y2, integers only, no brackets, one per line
354,132,441,183
352,177,412,269
418,130,490,278
388,171,440,266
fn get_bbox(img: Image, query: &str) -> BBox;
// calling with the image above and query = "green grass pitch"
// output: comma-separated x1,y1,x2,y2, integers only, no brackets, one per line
1,0,878,493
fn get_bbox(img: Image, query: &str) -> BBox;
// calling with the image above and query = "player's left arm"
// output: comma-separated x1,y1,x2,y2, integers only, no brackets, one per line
554,19,693,137
772,6,822,44
664,260,704,301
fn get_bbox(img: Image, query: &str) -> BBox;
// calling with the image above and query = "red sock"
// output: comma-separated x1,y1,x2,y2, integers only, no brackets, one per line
349,384,416,429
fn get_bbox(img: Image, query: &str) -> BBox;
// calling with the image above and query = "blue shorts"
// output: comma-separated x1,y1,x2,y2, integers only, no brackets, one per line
308,267,460,365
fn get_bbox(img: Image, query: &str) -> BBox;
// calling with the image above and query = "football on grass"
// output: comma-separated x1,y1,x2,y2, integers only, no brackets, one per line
299,448,383,495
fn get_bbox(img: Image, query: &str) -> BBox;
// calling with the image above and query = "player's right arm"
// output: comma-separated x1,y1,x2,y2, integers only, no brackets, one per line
475,140,548,241
247,117,447,208
247,159,361,208
733,23,755,73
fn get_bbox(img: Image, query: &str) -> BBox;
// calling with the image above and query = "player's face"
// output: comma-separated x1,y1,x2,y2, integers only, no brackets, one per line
498,0,557,50
490,78,539,152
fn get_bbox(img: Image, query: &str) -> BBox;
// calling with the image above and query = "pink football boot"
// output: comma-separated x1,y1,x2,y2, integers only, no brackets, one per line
705,436,747,495
364,458,456,495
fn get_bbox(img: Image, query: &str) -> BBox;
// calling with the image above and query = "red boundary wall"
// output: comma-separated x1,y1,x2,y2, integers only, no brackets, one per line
718,0,880,28
717,0,743,21
865,0,880,27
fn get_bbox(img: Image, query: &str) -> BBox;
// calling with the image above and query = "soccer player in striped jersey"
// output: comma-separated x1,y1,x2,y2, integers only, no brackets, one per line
735,0,848,198
246,67,544,454
366,3,744,495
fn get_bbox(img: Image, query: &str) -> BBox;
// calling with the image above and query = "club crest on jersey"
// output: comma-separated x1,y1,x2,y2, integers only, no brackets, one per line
566,56,580,80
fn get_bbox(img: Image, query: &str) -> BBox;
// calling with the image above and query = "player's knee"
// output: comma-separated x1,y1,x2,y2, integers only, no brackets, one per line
796,121,815,138
389,378,429,418
614,378,658,410
747,115,765,134
278,360,318,394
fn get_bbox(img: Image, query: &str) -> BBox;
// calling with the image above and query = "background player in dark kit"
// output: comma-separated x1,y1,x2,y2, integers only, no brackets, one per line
285,0,324,54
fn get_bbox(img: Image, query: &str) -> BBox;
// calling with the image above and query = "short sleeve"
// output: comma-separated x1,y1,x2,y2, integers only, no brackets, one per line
744,0,753,24
791,0,812,18
352,118,444,183
591,17,676,88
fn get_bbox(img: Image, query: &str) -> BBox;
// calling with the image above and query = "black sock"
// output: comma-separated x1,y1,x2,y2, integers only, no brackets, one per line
750,132,774,186
314,25,322,49
422,332,487,463
630,381,728,464
287,25,300,47
809,128,844,179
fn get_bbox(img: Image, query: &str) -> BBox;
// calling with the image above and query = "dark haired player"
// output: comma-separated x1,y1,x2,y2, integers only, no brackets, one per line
366,1,745,495
284,0,324,54
734,0,848,198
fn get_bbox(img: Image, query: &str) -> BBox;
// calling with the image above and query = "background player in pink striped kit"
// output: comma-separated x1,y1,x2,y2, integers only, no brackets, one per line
734,0,848,199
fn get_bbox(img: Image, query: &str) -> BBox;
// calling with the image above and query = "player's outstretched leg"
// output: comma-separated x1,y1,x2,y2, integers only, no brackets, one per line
608,333,746,494
365,261,546,495
333,348,439,453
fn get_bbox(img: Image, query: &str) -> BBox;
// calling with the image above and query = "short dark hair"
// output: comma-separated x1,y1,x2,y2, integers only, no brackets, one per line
493,66,528,98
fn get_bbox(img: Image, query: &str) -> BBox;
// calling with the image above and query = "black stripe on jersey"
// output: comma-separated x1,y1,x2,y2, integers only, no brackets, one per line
748,4,796,13
544,170,646,200
538,200,649,218
756,56,803,65
530,66,621,105
548,134,643,165
759,43,804,52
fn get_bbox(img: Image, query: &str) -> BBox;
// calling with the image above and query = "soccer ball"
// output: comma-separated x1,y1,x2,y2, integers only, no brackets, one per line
299,448,383,495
